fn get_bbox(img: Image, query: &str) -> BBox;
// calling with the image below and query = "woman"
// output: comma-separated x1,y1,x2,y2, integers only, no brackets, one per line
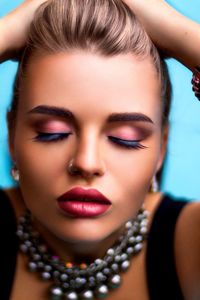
0,0,200,299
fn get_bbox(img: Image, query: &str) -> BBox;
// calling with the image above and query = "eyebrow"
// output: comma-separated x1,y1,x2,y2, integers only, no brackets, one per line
107,113,154,124
28,105,154,125
28,105,75,120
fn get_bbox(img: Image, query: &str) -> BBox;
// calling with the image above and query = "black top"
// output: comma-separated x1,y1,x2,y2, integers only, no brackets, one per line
0,189,18,300
146,194,187,300
0,189,188,300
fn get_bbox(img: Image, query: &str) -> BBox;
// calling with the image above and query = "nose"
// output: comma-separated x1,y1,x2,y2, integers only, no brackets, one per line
68,133,106,179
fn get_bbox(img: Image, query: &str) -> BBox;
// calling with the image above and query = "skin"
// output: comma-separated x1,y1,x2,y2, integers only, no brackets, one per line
9,51,167,263
0,1,200,299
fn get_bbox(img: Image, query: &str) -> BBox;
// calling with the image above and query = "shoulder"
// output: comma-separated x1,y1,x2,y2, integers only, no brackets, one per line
173,197,200,300
146,193,200,300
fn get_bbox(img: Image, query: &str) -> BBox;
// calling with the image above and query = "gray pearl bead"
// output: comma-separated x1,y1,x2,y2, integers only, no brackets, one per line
134,243,142,252
120,253,128,261
138,213,144,220
81,290,94,299
103,268,111,275
88,280,96,288
62,282,70,289
128,236,136,244
32,253,41,261
79,277,87,285
66,268,73,275
96,285,108,298
109,274,121,288
19,216,26,223
126,247,134,255
44,265,52,272
51,286,63,297
88,276,96,283
64,291,78,300
37,261,45,269
60,273,68,281
107,248,115,256
96,272,105,282
141,219,148,227
17,229,23,237
41,271,51,280
125,221,132,229
53,270,60,279
114,255,121,263
140,226,147,234
28,261,37,272
95,258,103,265
25,240,32,247
111,263,119,272
38,244,47,253
74,277,85,288
121,260,130,271
135,235,142,243
20,244,28,253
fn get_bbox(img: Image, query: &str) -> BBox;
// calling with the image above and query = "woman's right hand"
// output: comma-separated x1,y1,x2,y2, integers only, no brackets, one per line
123,0,200,71
0,0,47,60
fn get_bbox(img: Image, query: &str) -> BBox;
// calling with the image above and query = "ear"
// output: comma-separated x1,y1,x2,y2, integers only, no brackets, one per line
156,124,169,173
7,111,16,162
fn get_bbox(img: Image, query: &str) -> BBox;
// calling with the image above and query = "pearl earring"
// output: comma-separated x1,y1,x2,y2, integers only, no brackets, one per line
151,175,159,193
11,166,20,182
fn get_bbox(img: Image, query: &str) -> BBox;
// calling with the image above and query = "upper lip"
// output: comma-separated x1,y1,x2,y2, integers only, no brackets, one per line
57,187,111,204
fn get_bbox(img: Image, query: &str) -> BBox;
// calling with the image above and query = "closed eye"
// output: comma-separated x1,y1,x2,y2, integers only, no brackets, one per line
32,132,72,142
108,136,147,150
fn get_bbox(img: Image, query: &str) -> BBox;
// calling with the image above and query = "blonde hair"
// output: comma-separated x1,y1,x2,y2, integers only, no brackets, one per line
9,0,171,127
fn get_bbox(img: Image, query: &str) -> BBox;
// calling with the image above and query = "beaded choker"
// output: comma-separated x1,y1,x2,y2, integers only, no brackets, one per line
17,207,149,300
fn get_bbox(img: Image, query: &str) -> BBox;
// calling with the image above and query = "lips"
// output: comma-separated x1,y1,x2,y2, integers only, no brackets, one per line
57,187,111,217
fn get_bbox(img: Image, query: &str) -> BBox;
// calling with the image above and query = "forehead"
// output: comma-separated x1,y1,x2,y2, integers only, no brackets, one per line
19,51,161,125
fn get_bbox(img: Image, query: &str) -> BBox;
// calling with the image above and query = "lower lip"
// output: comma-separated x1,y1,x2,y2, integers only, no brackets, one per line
57,201,111,217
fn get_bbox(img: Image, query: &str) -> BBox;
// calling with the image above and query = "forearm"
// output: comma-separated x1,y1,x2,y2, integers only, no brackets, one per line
126,0,200,71
0,0,47,61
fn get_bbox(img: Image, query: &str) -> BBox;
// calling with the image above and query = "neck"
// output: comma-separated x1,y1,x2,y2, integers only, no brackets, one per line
34,219,125,265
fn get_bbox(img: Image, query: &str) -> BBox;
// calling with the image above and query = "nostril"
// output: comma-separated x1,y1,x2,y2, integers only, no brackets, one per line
68,162,81,176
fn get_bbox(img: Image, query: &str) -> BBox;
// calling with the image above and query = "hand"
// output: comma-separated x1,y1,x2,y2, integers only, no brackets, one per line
0,0,47,60
122,0,200,70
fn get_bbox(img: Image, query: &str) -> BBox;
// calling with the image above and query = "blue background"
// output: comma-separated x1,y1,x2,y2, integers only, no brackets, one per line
0,0,200,200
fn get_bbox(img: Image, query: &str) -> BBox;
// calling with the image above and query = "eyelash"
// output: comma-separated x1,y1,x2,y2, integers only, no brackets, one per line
33,132,147,150
108,136,146,150
33,132,72,142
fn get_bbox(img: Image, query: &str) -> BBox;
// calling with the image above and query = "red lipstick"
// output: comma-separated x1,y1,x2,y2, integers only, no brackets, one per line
57,187,111,218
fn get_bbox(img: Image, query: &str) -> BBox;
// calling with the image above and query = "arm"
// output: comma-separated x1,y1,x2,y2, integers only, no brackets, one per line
124,0,200,71
0,0,47,61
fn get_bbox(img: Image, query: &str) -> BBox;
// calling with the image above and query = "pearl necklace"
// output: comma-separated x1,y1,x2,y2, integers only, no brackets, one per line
17,207,149,300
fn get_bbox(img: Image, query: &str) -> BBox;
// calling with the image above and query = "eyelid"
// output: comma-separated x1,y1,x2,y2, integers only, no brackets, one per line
32,119,73,133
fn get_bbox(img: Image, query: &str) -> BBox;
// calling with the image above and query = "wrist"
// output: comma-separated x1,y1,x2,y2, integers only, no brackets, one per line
0,17,9,54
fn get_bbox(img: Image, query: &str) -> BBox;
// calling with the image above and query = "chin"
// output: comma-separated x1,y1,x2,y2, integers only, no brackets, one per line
55,221,120,244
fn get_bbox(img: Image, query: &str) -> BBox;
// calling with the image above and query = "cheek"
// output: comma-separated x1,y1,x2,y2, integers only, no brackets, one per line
108,135,162,210
14,133,70,192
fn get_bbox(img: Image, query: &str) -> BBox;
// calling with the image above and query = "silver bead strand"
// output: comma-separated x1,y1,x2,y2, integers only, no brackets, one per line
16,206,149,300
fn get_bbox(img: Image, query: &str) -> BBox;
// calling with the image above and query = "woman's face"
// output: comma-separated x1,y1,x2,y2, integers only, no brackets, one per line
10,51,166,243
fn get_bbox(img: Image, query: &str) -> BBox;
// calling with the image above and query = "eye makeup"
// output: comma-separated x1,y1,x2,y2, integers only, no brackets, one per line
32,132,72,142
29,114,152,149
31,119,72,133
108,136,147,150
